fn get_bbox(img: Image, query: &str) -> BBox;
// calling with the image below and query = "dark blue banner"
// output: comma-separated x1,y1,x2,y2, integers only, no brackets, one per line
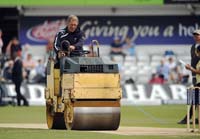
20,16,200,45
164,0,200,4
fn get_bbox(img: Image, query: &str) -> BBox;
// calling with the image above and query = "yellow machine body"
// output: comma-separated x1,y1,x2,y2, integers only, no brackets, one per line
45,41,122,130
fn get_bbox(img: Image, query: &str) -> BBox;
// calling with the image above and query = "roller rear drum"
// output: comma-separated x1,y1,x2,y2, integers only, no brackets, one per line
63,101,120,130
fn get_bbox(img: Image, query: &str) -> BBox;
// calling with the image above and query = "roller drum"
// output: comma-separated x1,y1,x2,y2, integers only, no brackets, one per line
70,107,120,130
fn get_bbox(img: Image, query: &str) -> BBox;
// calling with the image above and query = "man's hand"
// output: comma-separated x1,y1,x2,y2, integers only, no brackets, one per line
58,51,65,58
185,64,192,70
69,45,75,51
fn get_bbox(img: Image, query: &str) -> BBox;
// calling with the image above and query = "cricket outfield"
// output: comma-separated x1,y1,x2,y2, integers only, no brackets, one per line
0,105,199,139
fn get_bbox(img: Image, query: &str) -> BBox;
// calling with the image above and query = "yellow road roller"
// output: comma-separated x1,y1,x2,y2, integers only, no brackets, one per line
45,40,122,130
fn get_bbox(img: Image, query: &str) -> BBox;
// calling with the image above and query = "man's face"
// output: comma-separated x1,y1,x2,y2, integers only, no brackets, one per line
12,39,19,45
193,34,200,43
68,20,78,33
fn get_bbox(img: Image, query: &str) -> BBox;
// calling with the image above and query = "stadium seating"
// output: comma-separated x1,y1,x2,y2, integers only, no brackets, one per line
25,45,192,84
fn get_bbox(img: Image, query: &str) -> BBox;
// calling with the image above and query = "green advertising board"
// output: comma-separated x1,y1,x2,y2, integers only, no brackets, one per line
0,0,163,6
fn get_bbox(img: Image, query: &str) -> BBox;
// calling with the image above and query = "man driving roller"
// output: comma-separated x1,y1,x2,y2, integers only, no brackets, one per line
54,15,85,68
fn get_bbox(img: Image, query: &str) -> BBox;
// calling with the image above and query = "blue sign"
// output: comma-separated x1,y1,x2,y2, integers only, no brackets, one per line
20,16,200,45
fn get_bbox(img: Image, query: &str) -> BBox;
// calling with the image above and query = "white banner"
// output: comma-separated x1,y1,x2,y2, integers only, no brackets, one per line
123,84,188,105
0,83,189,106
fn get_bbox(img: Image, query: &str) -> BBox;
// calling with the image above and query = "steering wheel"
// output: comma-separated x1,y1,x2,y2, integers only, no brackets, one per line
70,50,90,55
60,40,90,56
58,50,90,58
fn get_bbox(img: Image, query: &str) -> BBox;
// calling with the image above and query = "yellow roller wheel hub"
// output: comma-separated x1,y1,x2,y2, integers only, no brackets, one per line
64,100,74,129
46,103,66,129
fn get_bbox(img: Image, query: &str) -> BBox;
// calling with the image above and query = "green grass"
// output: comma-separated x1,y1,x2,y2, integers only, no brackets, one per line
0,128,199,139
0,128,200,139
0,0,163,6
121,105,187,128
0,105,188,128
0,105,199,139
0,106,45,123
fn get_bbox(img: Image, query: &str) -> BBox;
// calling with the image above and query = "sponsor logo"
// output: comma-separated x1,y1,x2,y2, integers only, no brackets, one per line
27,19,66,42
0,83,189,105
